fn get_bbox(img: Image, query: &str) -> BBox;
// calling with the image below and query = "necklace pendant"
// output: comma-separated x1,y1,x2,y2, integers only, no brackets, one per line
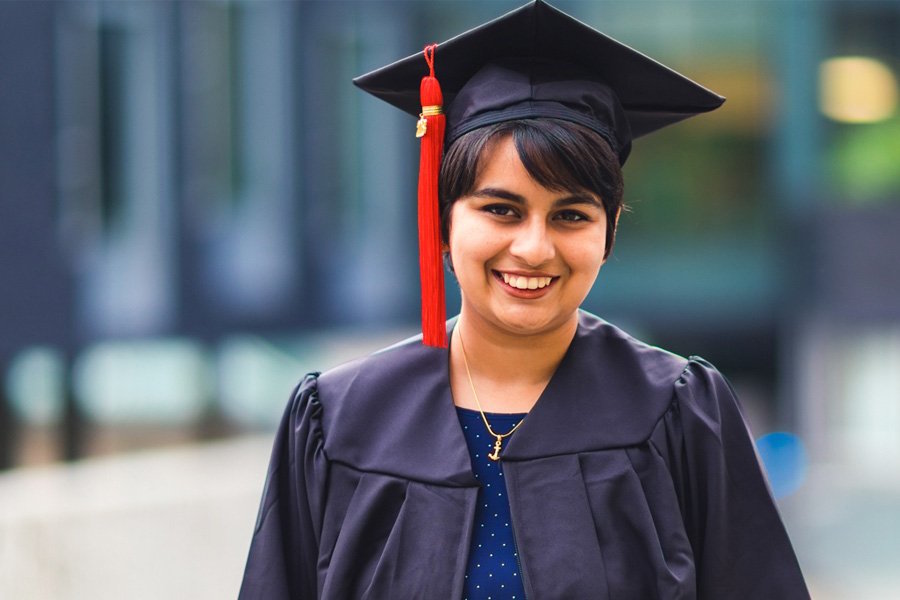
488,436,503,461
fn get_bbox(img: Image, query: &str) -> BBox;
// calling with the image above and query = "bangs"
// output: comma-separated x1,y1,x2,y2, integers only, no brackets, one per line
511,120,617,198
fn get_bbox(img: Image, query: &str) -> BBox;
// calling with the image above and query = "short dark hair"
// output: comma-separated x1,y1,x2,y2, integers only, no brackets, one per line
439,118,625,258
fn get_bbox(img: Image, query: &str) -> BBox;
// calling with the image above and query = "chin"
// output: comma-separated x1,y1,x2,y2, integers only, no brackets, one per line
492,307,576,337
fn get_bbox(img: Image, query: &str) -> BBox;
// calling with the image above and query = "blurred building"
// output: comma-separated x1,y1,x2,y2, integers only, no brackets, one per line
1,1,899,593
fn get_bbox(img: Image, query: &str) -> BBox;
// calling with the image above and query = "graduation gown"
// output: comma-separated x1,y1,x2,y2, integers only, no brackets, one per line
239,311,810,599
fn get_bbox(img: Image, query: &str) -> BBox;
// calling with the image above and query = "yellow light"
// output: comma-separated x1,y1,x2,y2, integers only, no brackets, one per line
819,57,898,123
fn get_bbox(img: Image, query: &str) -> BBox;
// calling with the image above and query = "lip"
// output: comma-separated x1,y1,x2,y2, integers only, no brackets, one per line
492,269,558,298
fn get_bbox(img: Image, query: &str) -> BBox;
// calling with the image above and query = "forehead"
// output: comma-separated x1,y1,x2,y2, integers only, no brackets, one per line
475,135,519,175
473,135,544,189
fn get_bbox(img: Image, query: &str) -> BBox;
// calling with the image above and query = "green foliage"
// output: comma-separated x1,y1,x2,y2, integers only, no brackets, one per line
828,117,900,203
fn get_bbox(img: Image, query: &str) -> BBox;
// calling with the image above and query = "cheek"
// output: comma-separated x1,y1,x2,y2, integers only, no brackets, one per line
573,251,602,271
446,205,479,253
447,215,502,280
449,234,492,266
565,237,607,275
587,223,610,266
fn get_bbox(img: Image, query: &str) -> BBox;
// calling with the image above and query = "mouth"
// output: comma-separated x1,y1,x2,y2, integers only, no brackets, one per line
493,270,557,291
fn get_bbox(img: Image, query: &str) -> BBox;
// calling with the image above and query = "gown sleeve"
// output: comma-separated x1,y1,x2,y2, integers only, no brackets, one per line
239,373,327,600
667,357,810,599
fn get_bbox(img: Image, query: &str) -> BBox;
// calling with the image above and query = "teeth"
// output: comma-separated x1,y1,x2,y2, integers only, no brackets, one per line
501,273,552,290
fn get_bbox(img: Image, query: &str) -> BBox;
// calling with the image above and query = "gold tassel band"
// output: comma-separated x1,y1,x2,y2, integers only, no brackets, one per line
416,106,444,137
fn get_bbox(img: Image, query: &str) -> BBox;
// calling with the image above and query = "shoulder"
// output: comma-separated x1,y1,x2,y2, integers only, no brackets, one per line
575,310,690,390
503,312,709,456
310,329,470,483
573,311,695,429
574,312,748,446
315,330,444,411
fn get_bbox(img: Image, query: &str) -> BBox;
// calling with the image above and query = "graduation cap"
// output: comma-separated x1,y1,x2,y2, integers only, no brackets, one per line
354,0,724,347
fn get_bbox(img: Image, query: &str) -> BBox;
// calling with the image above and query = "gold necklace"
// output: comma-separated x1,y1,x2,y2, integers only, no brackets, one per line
457,328,524,461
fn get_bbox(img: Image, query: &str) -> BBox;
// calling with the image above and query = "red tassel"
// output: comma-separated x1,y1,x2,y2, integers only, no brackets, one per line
417,44,447,348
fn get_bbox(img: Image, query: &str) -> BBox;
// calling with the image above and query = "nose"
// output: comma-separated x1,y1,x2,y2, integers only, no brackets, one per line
509,217,556,266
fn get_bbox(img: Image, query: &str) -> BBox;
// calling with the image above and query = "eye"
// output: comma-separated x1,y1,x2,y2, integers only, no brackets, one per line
555,209,590,222
483,204,519,218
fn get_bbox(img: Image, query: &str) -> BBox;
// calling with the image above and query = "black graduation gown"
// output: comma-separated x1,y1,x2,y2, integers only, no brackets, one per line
239,311,810,599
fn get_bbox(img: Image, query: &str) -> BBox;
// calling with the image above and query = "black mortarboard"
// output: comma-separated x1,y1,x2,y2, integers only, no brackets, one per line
353,0,724,347
354,0,724,165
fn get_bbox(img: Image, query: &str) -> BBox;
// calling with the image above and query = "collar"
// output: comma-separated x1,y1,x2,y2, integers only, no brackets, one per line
318,311,687,486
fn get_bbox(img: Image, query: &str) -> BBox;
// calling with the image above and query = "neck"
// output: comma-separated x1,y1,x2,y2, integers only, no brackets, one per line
449,309,578,412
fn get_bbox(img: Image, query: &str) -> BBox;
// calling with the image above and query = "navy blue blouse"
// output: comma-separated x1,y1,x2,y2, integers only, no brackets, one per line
456,407,528,600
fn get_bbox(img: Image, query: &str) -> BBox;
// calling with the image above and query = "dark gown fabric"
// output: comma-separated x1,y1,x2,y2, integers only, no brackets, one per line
239,311,810,599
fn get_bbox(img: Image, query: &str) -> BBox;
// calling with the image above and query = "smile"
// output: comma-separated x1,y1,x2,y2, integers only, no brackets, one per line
496,271,555,290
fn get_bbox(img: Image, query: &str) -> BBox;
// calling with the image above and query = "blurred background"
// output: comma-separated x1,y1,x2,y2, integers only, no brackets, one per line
1,0,898,597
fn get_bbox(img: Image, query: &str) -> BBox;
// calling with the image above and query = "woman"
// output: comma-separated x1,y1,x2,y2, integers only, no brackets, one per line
239,1,810,598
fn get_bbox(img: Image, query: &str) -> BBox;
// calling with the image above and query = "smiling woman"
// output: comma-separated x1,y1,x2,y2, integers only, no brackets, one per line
238,2,810,598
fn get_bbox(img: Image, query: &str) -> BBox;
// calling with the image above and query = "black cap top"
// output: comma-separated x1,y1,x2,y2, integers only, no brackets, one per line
353,0,725,164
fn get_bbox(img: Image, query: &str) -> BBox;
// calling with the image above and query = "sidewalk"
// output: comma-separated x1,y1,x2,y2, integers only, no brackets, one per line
0,436,272,600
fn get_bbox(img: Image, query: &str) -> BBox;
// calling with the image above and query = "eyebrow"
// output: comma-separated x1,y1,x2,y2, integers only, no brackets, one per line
472,187,604,209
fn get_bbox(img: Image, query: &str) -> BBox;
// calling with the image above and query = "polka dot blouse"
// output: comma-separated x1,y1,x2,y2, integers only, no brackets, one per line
456,407,528,600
